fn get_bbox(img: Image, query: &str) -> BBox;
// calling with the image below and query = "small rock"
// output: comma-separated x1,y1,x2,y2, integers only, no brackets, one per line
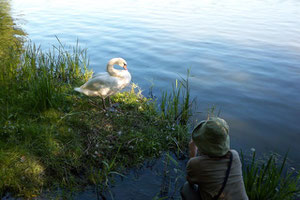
20,156,26,163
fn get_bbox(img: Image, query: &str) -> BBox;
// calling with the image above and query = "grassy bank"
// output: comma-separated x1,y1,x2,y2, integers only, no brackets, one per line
0,42,191,198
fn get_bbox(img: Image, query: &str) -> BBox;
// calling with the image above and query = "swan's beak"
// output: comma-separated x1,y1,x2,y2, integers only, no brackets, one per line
123,64,128,70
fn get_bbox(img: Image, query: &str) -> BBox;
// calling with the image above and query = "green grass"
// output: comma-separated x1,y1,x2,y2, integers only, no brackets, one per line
0,41,191,198
241,151,300,200
160,69,193,125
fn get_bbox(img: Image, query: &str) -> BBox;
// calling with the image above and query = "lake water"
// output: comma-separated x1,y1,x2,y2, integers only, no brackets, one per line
6,0,300,198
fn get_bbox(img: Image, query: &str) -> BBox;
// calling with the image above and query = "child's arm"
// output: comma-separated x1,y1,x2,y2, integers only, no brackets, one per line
189,139,198,158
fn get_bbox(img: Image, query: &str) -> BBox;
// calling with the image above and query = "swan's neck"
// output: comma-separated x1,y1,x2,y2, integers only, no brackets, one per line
107,59,123,77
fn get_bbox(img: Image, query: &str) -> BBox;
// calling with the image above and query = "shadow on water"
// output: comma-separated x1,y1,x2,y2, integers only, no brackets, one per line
65,153,187,200
91,153,187,200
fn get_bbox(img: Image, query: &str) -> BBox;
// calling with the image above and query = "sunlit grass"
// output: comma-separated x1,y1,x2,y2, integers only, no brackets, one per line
0,147,45,197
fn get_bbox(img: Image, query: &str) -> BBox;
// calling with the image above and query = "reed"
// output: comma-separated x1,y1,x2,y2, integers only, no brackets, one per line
0,39,92,116
241,151,300,200
159,69,194,125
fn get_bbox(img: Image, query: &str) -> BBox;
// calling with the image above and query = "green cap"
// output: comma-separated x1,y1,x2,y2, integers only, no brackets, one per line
192,117,230,157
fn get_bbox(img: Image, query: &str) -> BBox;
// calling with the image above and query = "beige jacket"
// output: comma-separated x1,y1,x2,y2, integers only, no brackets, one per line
186,150,248,200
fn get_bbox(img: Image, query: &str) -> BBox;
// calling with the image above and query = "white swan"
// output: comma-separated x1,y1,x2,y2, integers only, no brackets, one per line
74,58,131,109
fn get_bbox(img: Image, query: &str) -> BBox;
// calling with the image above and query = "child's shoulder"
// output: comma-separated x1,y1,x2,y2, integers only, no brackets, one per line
230,149,240,158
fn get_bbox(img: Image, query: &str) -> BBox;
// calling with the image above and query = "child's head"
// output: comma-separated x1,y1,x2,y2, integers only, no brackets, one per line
192,117,230,157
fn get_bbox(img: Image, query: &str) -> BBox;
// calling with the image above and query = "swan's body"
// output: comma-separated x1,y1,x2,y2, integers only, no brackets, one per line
74,58,131,109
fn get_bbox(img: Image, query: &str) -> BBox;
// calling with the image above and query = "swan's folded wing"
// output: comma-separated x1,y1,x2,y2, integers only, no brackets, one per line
81,75,119,91
92,72,107,78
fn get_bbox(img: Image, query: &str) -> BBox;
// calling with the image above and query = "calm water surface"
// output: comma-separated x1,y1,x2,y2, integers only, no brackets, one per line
8,0,300,198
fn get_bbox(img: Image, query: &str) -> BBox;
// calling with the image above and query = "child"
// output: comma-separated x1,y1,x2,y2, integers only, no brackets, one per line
181,117,248,200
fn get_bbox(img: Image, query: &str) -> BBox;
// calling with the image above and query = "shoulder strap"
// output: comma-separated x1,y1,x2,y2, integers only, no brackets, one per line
212,151,233,200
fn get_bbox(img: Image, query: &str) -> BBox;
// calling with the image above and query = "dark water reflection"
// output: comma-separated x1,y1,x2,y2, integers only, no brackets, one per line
74,154,187,200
